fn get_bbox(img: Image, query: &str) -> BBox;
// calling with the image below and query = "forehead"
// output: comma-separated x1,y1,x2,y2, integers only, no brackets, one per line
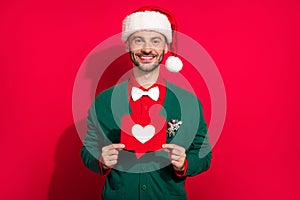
128,30,166,40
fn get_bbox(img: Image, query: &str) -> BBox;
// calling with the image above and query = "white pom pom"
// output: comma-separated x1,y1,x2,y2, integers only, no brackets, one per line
165,56,183,72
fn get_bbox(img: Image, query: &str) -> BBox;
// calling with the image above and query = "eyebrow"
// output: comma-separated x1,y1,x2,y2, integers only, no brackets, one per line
130,36,164,41
131,36,142,40
151,37,163,41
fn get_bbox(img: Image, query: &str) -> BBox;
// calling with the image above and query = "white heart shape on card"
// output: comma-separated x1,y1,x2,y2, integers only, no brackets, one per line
132,124,155,144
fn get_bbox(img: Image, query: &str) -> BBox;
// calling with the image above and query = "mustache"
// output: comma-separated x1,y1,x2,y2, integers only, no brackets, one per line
134,52,157,57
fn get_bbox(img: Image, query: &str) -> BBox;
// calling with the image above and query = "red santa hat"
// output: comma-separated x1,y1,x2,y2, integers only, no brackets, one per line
122,6,183,72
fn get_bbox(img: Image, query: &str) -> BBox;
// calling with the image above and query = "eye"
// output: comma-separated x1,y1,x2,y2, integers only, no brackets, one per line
134,38,143,45
152,39,161,45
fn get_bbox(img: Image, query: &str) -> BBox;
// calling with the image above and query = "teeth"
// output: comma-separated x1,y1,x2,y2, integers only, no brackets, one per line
140,56,154,60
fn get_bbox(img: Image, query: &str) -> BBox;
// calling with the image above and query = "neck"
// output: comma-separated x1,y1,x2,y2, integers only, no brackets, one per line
133,66,160,89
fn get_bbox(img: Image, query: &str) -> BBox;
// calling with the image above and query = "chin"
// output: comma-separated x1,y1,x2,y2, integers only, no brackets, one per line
136,63,160,72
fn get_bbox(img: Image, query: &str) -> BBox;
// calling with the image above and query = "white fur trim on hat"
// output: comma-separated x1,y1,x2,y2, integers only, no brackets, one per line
165,56,183,72
122,11,172,43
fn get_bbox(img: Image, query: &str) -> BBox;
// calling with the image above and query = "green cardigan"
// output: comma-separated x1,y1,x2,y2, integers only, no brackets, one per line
81,81,212,200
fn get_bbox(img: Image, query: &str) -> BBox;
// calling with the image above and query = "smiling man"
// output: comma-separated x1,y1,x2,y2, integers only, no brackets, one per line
81,6,212,200
128,30,167,73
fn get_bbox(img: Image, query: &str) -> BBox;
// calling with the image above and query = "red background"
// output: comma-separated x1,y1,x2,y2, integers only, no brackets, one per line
1,0,299,199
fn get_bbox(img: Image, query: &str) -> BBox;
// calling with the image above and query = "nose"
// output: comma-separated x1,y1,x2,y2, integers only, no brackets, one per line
141,41,153,54
141,47,152,54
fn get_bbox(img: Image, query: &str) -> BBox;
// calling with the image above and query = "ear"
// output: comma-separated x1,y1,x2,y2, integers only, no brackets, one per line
126,41,130,52
164,44,168,54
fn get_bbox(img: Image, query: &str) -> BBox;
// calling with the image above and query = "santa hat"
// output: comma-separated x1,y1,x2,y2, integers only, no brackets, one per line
122,6,183,72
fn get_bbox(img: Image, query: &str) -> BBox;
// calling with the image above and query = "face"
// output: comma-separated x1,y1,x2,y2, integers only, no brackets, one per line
127,30,168,73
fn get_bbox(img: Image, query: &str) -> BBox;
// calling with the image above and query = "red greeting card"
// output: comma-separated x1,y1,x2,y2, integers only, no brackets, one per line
120,114,166,158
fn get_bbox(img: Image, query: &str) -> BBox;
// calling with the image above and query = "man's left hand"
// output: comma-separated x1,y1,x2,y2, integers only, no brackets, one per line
162,144,186,172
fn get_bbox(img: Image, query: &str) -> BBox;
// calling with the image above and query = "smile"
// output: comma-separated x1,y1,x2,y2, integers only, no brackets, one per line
138,55,156,61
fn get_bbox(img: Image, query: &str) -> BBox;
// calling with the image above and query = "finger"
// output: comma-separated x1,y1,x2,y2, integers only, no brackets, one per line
105,160,117,167
162,144,185,156
171,160,185,170
162,148,170,153
110,143,126,150
162,144,185,153
106,149,119,156
170,154,181,161
103,143,125,152
171,148,185,156
102,150,117,158
107,154,118,161
162,144,177,150
102,155,119,168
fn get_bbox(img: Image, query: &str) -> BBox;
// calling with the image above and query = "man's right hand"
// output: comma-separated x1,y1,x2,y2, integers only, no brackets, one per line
101,143,125,169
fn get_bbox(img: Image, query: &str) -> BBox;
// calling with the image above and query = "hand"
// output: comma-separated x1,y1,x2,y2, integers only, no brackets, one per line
101,143,125,169
162,144,186,171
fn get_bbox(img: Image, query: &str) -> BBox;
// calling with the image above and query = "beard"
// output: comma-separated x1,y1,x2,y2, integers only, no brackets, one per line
130,50,165,73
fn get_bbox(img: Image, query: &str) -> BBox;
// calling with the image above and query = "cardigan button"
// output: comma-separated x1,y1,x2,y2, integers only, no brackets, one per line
141,184,147,191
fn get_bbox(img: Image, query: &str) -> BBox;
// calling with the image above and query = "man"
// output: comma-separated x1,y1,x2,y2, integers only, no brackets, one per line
81,6,212,200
